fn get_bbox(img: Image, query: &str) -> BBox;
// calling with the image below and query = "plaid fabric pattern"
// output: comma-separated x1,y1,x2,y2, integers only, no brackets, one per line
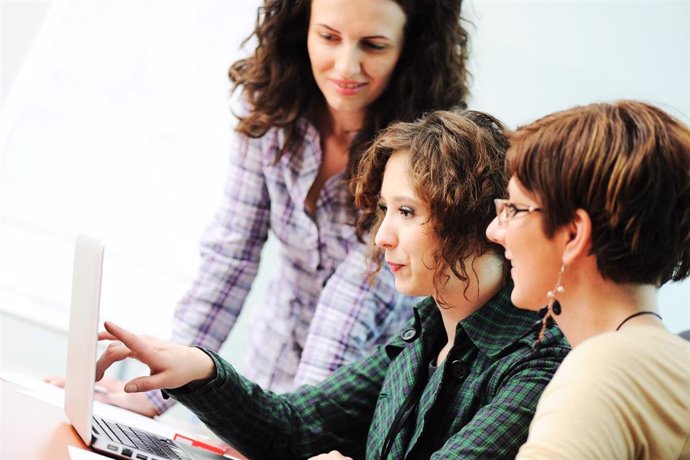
148,121,416,412
169,287,570,459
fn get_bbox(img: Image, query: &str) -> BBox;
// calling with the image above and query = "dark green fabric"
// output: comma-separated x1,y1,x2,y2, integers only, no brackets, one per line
169,287,569,459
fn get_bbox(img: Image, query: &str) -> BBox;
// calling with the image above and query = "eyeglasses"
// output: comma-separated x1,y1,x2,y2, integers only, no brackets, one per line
494,198,542,225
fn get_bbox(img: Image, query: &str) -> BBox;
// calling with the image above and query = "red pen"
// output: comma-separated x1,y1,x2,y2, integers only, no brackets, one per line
173,433,226,456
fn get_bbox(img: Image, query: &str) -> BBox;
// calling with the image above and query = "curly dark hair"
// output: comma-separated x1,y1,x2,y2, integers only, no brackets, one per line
229,0,469,179
353,110,509,297
507,100,690,285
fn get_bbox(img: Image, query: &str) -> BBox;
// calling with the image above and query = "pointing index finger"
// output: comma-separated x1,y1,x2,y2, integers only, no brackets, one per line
103,321,154,361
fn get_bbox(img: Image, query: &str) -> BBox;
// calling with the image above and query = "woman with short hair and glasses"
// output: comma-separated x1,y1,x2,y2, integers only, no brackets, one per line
487,100,690,459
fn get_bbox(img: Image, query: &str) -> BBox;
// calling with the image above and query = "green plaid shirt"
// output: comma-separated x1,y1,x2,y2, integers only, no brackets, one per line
169,287,569,459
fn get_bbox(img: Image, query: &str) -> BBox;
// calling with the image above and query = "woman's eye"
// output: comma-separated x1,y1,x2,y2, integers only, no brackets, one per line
362,41,386,51
377,203,387,213
319,33,338,42
399,207,414,218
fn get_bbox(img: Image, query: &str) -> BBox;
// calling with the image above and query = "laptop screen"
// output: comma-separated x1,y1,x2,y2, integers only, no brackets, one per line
64,235,104,446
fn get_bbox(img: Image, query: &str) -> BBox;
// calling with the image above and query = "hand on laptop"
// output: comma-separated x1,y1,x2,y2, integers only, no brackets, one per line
93,376,160,417
96,321,216,394
45,374,160,417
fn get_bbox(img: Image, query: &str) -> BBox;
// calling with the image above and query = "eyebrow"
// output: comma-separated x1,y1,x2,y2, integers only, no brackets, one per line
314,23,393,41
380,195,424,206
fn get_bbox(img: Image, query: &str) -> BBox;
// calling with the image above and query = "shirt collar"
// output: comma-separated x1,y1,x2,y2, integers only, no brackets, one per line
412,285,540,359
458,285,539,358
276,117,320,153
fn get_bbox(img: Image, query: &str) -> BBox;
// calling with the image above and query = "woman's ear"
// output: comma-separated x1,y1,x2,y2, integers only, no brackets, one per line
562,209,592,265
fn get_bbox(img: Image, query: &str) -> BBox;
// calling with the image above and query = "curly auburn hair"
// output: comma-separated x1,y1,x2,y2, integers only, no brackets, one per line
229,0,469,179
507,100,690,285
353,110,509,296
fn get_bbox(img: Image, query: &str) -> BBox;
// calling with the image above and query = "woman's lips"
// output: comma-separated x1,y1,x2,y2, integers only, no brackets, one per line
330,78,367,96
387,262,404,273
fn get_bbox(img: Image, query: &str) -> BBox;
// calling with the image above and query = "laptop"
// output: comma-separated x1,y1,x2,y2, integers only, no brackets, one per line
64,235,228,460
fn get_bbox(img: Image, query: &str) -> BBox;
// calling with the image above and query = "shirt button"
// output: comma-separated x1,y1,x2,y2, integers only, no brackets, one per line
449,360,468,380
400,328,417,342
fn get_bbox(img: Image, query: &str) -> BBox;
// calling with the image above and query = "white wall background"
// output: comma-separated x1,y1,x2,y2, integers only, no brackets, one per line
466,0,690,329
1,0,689,387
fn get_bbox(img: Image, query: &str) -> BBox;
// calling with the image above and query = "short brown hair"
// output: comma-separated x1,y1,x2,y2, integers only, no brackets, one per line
507,100,690,285
353,110,509,293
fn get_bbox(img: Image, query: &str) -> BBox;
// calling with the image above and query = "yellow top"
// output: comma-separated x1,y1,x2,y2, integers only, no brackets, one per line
518,325,690,460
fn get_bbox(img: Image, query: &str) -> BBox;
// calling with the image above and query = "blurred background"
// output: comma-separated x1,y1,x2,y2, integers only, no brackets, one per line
1,0,688,416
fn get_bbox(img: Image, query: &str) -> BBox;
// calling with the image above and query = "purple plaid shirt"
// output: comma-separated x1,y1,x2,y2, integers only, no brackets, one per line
147,120,416,413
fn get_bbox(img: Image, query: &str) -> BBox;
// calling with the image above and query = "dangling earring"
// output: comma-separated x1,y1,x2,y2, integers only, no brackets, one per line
547,263,565,315
536,263,565,346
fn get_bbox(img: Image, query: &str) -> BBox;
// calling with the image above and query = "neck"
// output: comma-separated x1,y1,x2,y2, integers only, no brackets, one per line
318,103,365,140
434,252,505,359
552,270,661,347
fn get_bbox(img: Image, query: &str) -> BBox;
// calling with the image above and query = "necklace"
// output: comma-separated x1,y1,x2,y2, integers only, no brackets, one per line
615,311,662,331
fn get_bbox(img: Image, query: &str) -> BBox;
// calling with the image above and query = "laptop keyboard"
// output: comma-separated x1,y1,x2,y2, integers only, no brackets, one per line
93,415,187,459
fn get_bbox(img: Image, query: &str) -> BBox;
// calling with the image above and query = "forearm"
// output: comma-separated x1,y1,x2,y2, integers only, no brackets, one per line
153,252,261,413
166,351,296,457
155,245,260,413
173,131,269,351
169,348,386,459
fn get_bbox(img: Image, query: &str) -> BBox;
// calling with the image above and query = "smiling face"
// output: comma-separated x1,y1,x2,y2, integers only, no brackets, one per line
486,177,565,310
374,151,440,297
307,0,406,120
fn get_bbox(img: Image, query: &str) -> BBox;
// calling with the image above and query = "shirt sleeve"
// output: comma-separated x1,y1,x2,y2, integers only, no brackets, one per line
431,343,567,459
147,132,271,413
168,347,389,460
294,247,416,386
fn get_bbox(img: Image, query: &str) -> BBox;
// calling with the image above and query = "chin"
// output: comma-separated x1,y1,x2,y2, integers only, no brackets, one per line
509,289,542,311
321,88,364,105
325,99,367,115
395,281,425,298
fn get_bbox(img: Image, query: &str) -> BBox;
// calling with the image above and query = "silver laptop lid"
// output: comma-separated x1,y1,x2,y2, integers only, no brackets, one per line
64,235,104,446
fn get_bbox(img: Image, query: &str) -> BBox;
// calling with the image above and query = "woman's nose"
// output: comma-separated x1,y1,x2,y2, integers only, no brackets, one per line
375,218,397,249
334,45,361,77
486,216,505,246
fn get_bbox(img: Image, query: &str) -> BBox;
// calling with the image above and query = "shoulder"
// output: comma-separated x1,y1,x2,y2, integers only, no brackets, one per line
464,286,569,360
230,117,319,164
518,328,690,459
539,327,690,415
565,326,690,376
495,319,570,370
485,325,569,396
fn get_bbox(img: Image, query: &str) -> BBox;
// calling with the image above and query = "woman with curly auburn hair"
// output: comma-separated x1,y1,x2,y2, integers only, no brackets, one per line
99,0,475,418
94,110,569,459
485,100,690,459
354,110,511,302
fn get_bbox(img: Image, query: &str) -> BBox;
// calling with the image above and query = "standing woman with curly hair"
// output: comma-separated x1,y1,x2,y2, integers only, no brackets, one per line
103,0,471,416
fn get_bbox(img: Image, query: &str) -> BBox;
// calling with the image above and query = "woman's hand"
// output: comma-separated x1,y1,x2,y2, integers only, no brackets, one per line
45,374,159,417
307,451,353,460
93,377,161,416
96,321,215,393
